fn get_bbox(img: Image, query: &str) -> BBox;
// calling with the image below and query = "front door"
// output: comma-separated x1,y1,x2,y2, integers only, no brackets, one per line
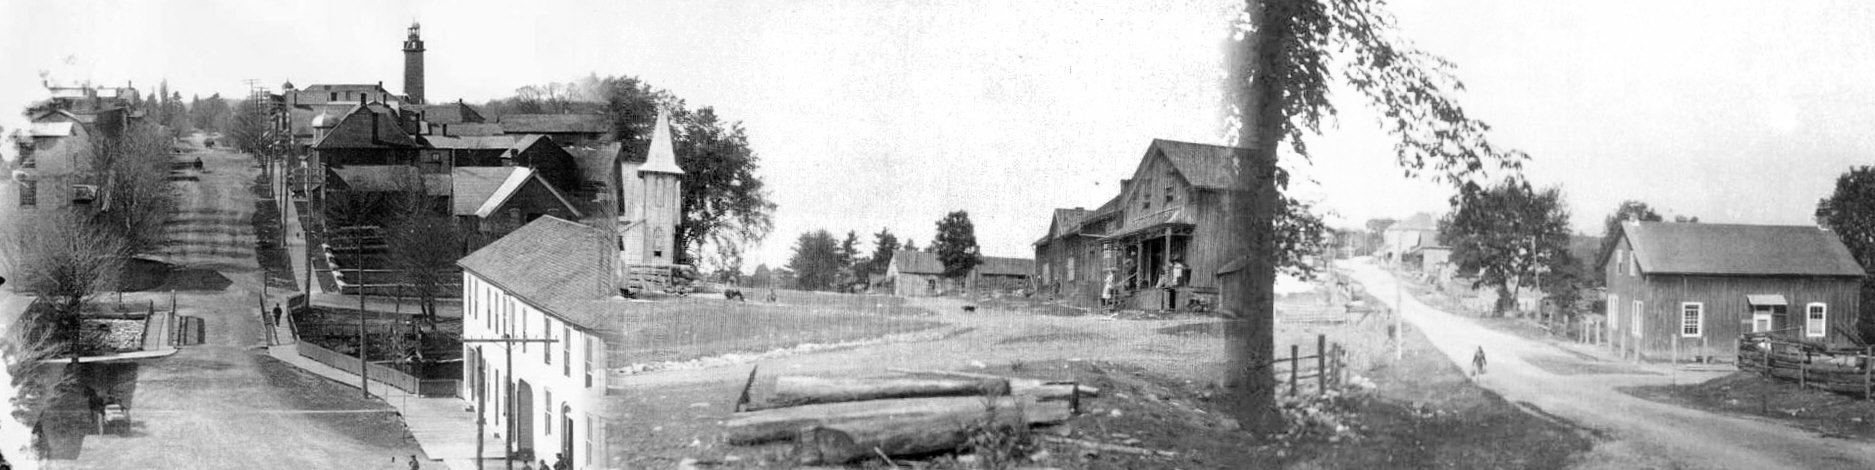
562,405,575,466
515,380,534,457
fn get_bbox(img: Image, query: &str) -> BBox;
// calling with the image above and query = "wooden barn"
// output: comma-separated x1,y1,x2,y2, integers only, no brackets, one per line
1603,221,1866,361
885,250,1033,297
1032,139,1267,312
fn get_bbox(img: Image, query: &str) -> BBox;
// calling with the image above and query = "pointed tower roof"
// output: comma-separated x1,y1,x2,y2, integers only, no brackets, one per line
638,109,684,175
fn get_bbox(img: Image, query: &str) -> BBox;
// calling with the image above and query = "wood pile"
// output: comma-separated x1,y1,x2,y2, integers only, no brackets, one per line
724,367,1100,465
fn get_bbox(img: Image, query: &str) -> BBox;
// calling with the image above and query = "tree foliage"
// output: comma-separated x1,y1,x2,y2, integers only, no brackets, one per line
190,93,233,132
932,211,982,279
1221,0,1530,431
1275,198,1331,279
1437,180,1573,315
1818,166,1875,343
785,230,843,291
868,228,900,277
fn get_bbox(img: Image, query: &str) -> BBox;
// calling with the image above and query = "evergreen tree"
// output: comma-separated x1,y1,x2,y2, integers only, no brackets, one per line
932,211,982,279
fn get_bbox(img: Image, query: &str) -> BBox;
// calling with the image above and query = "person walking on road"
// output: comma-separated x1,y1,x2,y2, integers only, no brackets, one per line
1471,346,1488,377
273,304,283,326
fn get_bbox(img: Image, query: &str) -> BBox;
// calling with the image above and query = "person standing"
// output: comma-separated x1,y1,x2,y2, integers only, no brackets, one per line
1471,346,1488,377
273,304,283,326
407,454,420,470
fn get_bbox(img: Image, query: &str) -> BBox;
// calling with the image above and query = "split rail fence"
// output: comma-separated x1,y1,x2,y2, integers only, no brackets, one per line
1737,334,1875,399
1270,334,1349,397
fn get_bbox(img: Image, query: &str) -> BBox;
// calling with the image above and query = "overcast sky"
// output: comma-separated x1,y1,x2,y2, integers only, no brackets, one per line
5,0,1873,268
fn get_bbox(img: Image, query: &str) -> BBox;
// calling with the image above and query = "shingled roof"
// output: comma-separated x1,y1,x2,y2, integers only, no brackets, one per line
497,114,610,134
1149,139,1250,190
1616,222,1866,277
458,217,615,330
451,167,519,216
409,102,485,124
892,250,945,275
312,103,421,149
977,256,1035,277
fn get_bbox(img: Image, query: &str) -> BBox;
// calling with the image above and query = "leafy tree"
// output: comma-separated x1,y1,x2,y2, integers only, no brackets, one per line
191,93,233,132
785,230,843,291
1818,166,1875,342
1222,0,1528,430
868,228,900,276
1672,215,1700,223
1437,180,1573,316
749,263,775,288
901,239,917,252
835,230,862,289
1275,198,1331,279
229,97,275,156
932,211,982,280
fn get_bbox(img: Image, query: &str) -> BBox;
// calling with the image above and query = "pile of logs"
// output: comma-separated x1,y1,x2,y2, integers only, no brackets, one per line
724,367,1101,465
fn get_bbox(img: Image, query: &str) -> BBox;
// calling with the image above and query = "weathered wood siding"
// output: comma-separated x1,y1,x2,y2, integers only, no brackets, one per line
1605,232,1862,360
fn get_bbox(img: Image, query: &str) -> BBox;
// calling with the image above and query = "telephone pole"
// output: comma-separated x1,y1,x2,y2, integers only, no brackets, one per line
463,334,557,470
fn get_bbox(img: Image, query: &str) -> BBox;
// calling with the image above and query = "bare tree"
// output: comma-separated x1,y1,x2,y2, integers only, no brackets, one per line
383,173,460,325
0,210,131,363
86,120,179,255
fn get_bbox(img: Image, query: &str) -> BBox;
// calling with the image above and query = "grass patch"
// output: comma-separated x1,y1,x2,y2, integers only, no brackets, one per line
1624,371,1875,440
613,296,944,364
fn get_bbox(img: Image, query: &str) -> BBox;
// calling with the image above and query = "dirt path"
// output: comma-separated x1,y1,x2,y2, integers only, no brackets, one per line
59,148,430,469
1344,260,1875,470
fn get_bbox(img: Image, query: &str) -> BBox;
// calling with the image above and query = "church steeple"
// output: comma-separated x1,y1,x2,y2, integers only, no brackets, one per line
402,22,425,104
639,109,684,175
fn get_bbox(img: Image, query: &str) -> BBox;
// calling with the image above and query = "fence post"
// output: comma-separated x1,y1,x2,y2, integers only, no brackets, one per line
1864,346,1871,401
1288,344,1299,397
1316,334,1326,394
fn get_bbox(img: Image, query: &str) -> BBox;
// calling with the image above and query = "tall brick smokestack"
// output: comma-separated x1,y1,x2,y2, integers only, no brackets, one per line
402,22,425,105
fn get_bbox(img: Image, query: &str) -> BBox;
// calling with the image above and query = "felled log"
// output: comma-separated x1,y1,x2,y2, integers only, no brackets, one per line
725,396,1071,445
887,368,1101,398
1039,435,1177,457
750,376,1010,410
793,398,1032,465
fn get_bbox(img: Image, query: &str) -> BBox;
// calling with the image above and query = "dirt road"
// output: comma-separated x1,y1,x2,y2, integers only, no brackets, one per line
57,147,430,469
1345,260,1875,470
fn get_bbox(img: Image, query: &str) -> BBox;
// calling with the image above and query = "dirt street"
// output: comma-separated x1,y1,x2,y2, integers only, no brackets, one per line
55,147,432,469
1344,260,1875,470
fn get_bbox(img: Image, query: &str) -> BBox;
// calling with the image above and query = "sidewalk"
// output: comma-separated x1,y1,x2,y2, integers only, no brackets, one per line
266,343,504,470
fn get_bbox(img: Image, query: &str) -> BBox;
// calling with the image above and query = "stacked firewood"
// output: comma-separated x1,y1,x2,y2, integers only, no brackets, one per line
723,367,1101,465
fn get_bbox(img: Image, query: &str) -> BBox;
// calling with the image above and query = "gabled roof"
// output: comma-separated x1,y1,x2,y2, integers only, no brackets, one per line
469,166,582,219
1036,208,1093,245
440,123,506,137
1391,212,1438,231
458,217,615,331
1614,222,1866,277
424,135,519,150
892,250,945,274
29,122,73,137
1148,139,1248,190
312,103,421,149
328,165,426,193
409,102,485,124
451,167,519,215
638,110,684,175
497,114,610,134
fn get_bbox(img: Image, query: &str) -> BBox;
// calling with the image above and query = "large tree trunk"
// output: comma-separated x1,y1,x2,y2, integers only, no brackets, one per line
753,376,1011,410
725,396,1070,445
1223,0,1285,433
792,397,1035,465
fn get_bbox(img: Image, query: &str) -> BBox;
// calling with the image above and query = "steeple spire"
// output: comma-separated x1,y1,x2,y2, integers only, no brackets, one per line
639,109,684,175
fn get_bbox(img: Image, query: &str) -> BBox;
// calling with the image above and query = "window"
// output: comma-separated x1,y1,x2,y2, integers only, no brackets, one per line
1164,185,1174,204
329,92,337,101
543,316,552,364
563,326,572,376
19,179,35,207
1680,302,1702,337
545,389,553,434
1631,300,1643,337
585,415,595,465
20,148,34,168
1067,257,1077,282
1807,303,1827,337
1607,294,1619,331
584,335,594,387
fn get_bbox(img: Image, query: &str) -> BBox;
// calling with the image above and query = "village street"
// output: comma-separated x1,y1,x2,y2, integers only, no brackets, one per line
52,145,432,469
1344,260,1875,470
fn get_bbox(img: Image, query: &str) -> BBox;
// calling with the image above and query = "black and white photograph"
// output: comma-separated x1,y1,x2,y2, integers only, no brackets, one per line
4,0,1875,469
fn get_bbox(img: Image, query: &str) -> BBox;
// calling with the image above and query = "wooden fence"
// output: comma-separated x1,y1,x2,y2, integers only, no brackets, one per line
1270,334,1348,397
295,339,457,398
1737,334,1874,399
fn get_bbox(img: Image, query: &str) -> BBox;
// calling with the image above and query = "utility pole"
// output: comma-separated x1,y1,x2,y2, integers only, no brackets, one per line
463,334,557,470
353,188,369,398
